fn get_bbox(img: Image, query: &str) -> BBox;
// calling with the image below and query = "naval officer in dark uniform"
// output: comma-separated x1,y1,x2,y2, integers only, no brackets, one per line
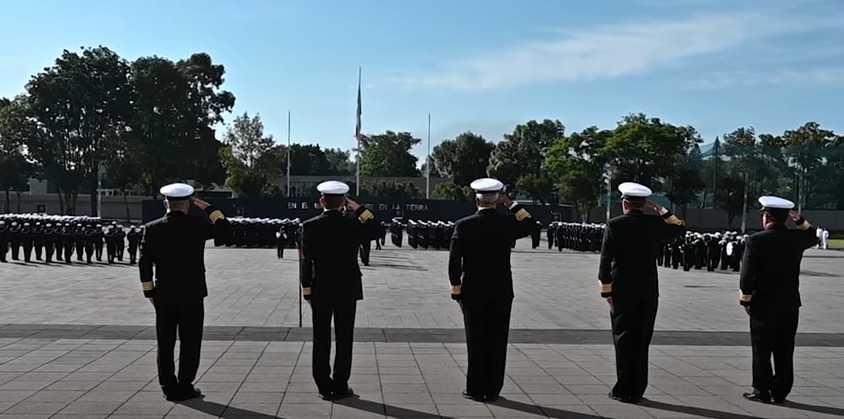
300,181,381,400
139,183,232,402
448,178,536,402
599,182,686,404
740,196,818,404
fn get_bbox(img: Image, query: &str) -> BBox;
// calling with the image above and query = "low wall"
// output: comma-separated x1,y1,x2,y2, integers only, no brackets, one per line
0,194,144,221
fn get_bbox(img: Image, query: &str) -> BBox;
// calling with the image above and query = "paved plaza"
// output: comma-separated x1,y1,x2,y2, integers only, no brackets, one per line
0,240,842,418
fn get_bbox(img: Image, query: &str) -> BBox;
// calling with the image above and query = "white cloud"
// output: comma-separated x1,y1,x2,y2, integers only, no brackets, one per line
393,12,832,93
688,68,844,89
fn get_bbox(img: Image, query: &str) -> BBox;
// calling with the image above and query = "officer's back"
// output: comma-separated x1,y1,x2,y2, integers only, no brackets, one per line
452,206,527,299
143,210,222,299
302,208,367,299
601,210,684,300
742,225,816,310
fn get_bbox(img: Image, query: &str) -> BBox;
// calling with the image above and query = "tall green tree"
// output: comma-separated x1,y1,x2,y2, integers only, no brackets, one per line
221,113,275,197
488,119,564,187
130,53,235,197
359,131,421,177
516,174,554,204
0,98,34,212
23,46,133,214
543,126,611,220
434,181,474,200
666,147,706,216
782,122,838,209
430,131,495,186
603,114,701,186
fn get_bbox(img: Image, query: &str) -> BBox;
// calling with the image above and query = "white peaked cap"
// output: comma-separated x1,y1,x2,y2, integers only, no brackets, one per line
316,180,349,195
758,196,794,210
470,178,504,192
160,183,194,199
618,182,652,198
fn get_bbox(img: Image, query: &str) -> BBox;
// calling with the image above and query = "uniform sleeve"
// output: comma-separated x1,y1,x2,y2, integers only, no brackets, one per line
738,235,756,306
300,223,315,300
509,203,534,240
447,223,464,300
354,206,382,242
598,225,614,298
138,228,155,298
203,206,233,242
794,216,819,250
660,209,686,239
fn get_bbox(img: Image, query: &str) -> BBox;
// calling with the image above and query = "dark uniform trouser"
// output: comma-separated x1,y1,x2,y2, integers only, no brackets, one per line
311,298,356,395
359,241,371,265
0,242,6,262
22,241,33,262
155,297,204,393
750,308,799,400
611,298,658,399
462,297,513,398
95,242,103,260
128,244,138,264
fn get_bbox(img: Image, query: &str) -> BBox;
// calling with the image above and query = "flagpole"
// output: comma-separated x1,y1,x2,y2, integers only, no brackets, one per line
426,113,431,199
356,67,362,196
286,110,291,198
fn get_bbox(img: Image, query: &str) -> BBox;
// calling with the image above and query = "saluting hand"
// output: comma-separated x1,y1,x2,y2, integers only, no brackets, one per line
346,198,361,211
498,194,513,208
788,210,802,223
647,200,663,213
192,198,209,210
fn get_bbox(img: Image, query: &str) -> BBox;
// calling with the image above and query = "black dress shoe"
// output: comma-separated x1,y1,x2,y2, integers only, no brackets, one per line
608,392,638,404
462,391,485,402
333,387,355,400
318,392,333,401
772,398,786,405
743,391,772,404
484,394,499,402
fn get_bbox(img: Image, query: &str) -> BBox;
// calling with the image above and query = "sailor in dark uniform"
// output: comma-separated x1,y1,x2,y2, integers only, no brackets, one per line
740,196,818,405
448,178,536,402
8,222,20,260
33,222,43,261
94,225,105,261
300,181,381,400
599,182,686,404
531,221,541,248
43,223,55,263
21,222,33,262
275,226,286,259
127,226,141,264
139,183,232,402
115,224,126,261
83,225,96,264
0,221,7,263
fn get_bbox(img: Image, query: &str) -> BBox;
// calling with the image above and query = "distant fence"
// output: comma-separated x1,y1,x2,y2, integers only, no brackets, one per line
142,197,578,225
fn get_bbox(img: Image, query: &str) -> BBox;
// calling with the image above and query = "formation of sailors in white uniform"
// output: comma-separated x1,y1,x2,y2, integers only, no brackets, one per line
0,213,142,264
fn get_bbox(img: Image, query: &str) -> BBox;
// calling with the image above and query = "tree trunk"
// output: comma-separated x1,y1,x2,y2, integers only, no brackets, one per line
15,191,21,213
4,190,8,213
90,176,99,217
58,189,65,215
123,191,130,222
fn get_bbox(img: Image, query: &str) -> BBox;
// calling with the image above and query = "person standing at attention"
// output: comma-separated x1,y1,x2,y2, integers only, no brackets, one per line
599,182,686,404
300,181,382,400
139,183,233,402
448,177,536,402
740,196,818,404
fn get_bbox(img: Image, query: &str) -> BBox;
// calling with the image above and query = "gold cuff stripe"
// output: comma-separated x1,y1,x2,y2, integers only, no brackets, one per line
359,209,374,222
302,287,312,296
665,215,685,226
209,210,225,223
515,209,530,221
740,293,752,302
798,220,811,231
451,285,462,295
600,283,613,293
141,281,154,291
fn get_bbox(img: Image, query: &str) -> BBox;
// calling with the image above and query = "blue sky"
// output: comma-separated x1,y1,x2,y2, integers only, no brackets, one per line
2,0,843,164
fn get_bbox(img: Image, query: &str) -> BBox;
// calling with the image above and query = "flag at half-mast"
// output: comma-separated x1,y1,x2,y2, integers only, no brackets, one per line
355,73,362,139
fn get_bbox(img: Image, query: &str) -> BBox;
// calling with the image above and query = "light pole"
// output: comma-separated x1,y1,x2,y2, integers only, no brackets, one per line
605,163,614,222
97,160,104,218
740,171,749,233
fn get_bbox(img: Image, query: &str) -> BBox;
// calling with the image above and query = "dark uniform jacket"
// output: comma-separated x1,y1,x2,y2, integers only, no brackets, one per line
139,206,233,300
300,207,381,301
598,210,686,304
739,219,817,313
447,204,535,300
